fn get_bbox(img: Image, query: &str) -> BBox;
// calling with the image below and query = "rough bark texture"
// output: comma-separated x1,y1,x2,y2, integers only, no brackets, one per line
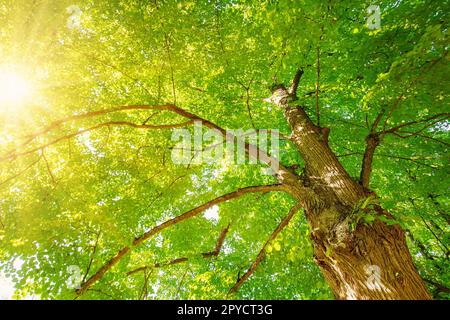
308,206,431,299
269,84,431,300
284,106,364,206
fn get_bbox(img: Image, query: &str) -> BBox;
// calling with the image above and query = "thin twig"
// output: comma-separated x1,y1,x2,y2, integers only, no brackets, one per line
228,203,302,295
82,230,102,283
127,224,231,276
315,45,321,127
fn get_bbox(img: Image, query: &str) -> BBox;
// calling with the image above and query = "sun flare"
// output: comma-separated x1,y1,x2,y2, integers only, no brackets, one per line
0,67,33,111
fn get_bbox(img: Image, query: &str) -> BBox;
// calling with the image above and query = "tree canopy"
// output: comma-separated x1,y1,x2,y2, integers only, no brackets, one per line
0,0,448,299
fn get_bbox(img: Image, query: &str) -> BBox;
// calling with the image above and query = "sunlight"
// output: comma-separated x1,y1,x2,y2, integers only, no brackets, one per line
204,205,219,223
0,67,33,112
0,273,15,300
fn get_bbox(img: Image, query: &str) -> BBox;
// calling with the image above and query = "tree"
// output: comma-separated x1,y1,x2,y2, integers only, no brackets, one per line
0,0,448,300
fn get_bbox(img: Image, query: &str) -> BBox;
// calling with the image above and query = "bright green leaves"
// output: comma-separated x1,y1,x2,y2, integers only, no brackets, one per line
0,0,448,300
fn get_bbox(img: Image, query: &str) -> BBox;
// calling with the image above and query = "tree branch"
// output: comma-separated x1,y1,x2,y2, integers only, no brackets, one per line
360,111,449,189
289,68,304,98
315,46,321,126
381,113,449,135
41,150,57,186
237,79,256,129
1,120,194,162
127,258,188,276
359,110,384,189
164,33,177,104
82,230,102,283
80,51,154,99
428,193,450,225
410,198,450,256
20,105,175,145
393,131,450,147
381,51,448,131
76,184,288,295
228,202,302,295
423,278,450,294
7,104,293,182
0,156,41,188
127,223,231,276
202,223,231,258
376,153,438,168
132,185,285,248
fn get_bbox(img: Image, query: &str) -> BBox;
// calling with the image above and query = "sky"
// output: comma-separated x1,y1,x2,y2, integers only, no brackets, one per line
0,272,15,299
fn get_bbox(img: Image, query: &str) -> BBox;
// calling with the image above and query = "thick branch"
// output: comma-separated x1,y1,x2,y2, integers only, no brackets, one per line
132,185,285,247
76,184,287,295
371,110,385,132
360,111,448,189
359,110,384,189
289,68,304,98
166,106,289,176
359,134,380,189
202,223,231,257
228,203,302,295
6,104,294,183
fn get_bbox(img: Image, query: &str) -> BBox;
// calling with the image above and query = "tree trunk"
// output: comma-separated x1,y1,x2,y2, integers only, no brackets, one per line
307,205,431,299
269,86,431,299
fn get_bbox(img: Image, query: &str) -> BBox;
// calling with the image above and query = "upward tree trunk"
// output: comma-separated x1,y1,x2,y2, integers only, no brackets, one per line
270,87,431,299
307,205,431,299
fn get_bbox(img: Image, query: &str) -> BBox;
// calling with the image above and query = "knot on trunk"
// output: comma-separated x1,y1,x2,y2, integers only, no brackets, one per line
366,132,381,147
264,85,292,107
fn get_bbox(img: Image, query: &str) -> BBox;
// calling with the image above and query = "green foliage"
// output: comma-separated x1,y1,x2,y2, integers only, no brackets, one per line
0,0,448,299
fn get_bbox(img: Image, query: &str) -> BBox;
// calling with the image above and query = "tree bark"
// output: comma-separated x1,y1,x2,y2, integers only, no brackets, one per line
308,206,431,299
270,84,431,299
